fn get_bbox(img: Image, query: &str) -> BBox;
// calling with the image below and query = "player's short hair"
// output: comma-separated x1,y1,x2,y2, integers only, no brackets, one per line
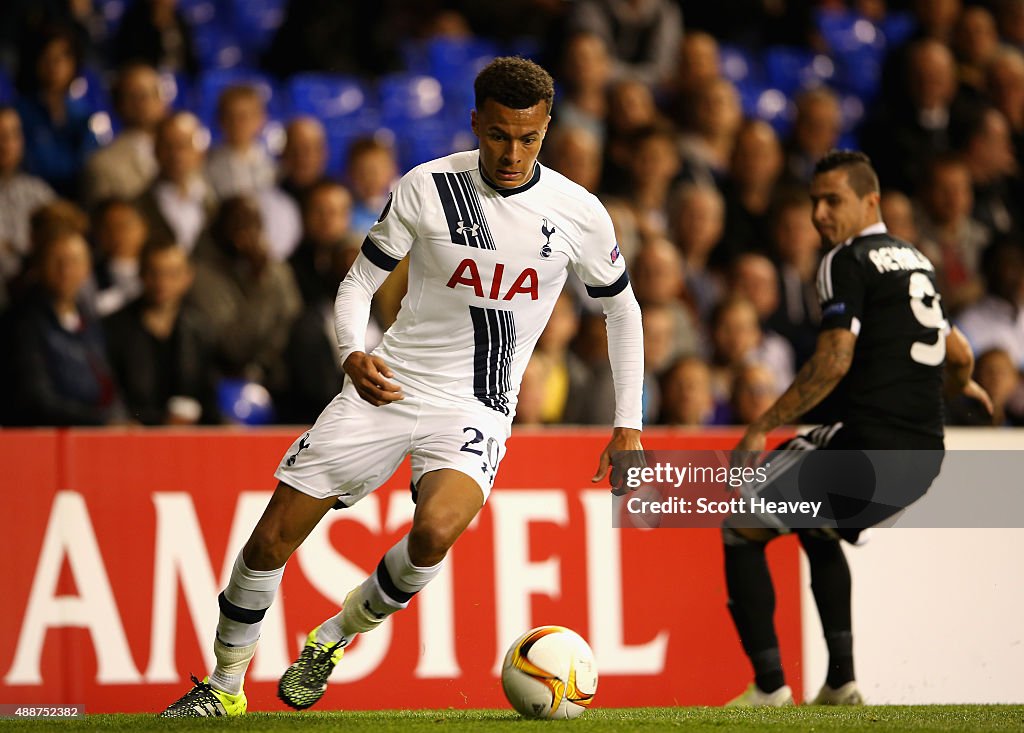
813,150,880,197
474,57,555,113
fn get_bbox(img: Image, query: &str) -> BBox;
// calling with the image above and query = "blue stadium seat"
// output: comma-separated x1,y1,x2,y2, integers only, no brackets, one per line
719,44,761,87
217,378,276,425
192,23,245,70
880,12,917,49
177,0,220,27
0,66,14,104
229,0,286,55
289,74,381,174
752,87,795,137
378,73,446,126
763,46,835,97
815,9,887,100
69,67,112,116
422,37,498,112
289,74,373,121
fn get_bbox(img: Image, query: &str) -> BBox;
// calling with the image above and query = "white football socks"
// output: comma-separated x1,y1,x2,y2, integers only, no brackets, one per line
316,535,443,647
209,551,285,695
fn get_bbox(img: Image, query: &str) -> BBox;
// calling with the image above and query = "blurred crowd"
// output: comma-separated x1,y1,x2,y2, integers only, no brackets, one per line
0,0,1022,429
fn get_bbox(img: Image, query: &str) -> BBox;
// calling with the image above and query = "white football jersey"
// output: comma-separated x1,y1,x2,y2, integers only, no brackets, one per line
362,150,628,419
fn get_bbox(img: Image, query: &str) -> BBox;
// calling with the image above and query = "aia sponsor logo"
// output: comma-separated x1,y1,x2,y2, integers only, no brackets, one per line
446,259,539,300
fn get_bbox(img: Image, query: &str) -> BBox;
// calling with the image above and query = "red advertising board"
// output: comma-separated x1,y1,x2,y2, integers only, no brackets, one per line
1,428,802,713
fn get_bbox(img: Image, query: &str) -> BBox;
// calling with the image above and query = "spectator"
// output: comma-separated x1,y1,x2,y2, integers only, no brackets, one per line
206,85,277,199
346,136,399,238
570,310,617,424
568,0,683,87
82,63,167,208
279,117,329,206
985,47,1024,163
997,0,1024,50
767,193,821,366
623,125,680,233
669,30,720,102
914,154,990,312
677,77,743,188
716,119,783,267
189,196,301,394
709,296,793,403
658,355,716,426
529,289,590,424
864,38,968,192
601,78,668,196
643,301,689,422
631,237,704,358
952,5,1001,94
103,240,218,425
284,241,381,424
948,347,1023,425
556,32,613,144
6,223,124,425
783,88,843,185
288,180,353,306
14,24,99,198
956,238,1024,370
90,198,148,317
111,0,198,78
953,105,1022,238
206,84,301,260
544,125,603,194
513,353,551,427
878,0,962,109
670,183,724,321
0,106,55,284
136,111,216,255
879,189,920,242
728,362,781,426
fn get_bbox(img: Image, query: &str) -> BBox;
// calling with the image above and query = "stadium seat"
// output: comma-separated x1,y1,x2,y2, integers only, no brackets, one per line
69,67,113,116
0,66,13,104
880,11,917,48
378,73,446,125
192,23,245,70
815,10,887,100
229,0,286,55
177,0,220,27
217,378,276,425
289,74,381,175
763,46,835,97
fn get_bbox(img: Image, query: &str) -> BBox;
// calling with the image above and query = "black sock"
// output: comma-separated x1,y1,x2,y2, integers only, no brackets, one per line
799,532,855,688
724,534,784,693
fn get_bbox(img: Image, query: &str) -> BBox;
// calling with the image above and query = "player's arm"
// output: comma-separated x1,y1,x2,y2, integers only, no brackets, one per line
590,283,645,484
336,175,420,406
737,327,856,453
574,206,644,486
944,324,993,416
335,245,404,406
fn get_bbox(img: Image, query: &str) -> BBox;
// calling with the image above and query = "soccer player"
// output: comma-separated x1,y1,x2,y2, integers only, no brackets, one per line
721,151,992,707
159,57,644,717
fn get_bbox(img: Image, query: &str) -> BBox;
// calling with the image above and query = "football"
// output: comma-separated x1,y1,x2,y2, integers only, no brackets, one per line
500,625,598,719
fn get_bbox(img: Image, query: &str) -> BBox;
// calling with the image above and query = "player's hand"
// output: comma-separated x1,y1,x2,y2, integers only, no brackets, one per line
343,352,404,406
962,378,994,417
732,428,767,471
593,427,644,493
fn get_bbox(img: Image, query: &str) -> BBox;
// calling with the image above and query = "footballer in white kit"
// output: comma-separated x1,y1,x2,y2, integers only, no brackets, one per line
275,148,637,504
160,56,642,719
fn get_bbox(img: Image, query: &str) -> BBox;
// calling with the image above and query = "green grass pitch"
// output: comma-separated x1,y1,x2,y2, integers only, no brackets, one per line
4,707,1023,732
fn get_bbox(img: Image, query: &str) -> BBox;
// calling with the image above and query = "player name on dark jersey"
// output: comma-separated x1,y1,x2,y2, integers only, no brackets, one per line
818,232,947,439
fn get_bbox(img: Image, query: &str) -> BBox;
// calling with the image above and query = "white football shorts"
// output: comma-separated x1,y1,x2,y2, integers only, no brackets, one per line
274,380,510,506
